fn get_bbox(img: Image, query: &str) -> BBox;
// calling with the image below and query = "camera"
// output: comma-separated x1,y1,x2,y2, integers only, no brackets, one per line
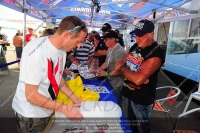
92,0,101,13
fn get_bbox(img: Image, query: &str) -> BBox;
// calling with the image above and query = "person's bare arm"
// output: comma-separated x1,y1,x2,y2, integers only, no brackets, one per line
98,62,108,70
121,53,129,65
0,40,8,44
25,83,83,120
59,78,82,106
94,50,107,56
109,51,127,76
69,54,79,65
90,61,108,74
99,50,107,56
114,53,129,71
64,69,79,78
69,54,76,63
109,70,122,76
121,57,162,85
25,84,62,111
64,69,72,76
88,56,94,65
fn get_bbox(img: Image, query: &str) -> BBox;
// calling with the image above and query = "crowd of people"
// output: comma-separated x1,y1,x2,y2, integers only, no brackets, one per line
0,26,61,69
0,16,165,133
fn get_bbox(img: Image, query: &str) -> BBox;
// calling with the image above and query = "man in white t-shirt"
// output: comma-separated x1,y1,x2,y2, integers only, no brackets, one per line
12,16,88,133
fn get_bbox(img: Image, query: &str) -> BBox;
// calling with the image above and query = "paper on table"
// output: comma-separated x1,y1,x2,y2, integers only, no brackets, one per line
68,61,88,70
80,73,96,79
68,63,80,70
78,65,96,79
68,64,96,79
84,84,110,93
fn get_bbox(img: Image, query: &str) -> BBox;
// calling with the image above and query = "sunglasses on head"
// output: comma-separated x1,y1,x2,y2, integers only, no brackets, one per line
68,24,86,33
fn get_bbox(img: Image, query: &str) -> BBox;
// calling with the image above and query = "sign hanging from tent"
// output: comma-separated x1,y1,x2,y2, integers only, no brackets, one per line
70,7,111,15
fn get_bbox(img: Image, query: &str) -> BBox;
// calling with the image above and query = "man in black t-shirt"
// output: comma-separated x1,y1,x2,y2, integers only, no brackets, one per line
93,23,111,80
94,23,111,66
115,20,165,133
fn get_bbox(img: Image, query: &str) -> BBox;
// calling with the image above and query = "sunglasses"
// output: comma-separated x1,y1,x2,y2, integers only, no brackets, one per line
68,24,86,33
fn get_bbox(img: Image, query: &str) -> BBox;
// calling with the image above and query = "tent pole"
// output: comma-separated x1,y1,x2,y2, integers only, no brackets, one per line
23,0,27,47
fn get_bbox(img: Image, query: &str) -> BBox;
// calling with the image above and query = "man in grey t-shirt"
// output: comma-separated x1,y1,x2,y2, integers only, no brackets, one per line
96,30,126,108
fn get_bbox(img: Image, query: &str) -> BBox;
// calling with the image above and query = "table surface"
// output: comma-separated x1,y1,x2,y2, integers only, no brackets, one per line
82,79,132,132
82,79,116,101
43,79,132,133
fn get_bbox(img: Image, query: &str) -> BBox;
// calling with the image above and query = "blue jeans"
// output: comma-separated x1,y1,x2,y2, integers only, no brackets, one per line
130,101,152,133
112,86,122,109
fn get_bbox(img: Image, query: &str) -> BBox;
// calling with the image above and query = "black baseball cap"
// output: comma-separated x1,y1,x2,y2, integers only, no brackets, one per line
101,23,112,32
132,19,154,37
115,29,119,33
101,30,118,39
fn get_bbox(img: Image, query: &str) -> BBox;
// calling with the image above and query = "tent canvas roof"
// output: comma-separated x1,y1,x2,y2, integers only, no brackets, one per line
1,0,199,29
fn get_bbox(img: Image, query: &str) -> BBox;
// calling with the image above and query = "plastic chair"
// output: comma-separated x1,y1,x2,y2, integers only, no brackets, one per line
153,86,181,123
172,108,200,133
183,83,200,113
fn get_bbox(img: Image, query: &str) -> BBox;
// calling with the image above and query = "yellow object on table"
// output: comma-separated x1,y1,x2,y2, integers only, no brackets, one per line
81,89,100,101
56,76,100,104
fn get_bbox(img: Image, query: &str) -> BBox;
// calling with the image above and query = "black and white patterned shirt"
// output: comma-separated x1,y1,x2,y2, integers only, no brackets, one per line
71,39,94,61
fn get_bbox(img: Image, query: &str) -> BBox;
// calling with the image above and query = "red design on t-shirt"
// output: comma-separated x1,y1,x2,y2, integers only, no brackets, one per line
127,55,142,66
127,83,141,90
47,58,59,99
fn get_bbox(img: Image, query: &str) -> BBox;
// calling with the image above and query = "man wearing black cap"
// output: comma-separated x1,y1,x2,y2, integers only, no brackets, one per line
115,19,165,133
101,23,112,34
95,30,125,108
94,23,111,67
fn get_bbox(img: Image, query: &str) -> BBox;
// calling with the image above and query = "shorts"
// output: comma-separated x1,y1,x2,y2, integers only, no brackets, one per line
16,47,23,58
15,112,51,133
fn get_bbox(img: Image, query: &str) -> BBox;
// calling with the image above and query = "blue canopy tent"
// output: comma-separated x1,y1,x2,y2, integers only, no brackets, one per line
0,0,197,29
